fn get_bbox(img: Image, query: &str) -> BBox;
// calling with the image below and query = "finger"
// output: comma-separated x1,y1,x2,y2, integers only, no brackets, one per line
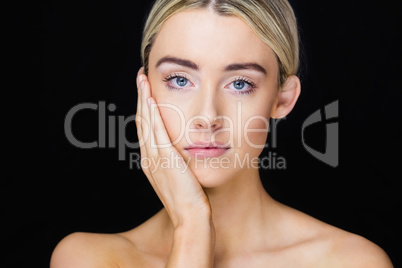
147,97,192,175
136,76,143,144
137,66,144,77
136,72,153,178
135,71,167,203
137,89,151,178
136,66,145,91
141,77,157,156
136,71,147,149
147,97,173,154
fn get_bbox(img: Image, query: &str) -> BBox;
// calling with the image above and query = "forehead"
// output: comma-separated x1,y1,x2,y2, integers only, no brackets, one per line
149,8,277,71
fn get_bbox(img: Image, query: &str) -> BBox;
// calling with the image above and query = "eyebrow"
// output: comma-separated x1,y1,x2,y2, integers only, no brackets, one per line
156,56,266,75
156,56,199,70
224,63,266,75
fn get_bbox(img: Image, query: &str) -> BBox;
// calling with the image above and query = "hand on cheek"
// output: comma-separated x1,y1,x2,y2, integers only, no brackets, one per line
135,67,212,228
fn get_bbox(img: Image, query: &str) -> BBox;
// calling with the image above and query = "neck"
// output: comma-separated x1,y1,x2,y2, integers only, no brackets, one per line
154,168,278,259
204,168,275,257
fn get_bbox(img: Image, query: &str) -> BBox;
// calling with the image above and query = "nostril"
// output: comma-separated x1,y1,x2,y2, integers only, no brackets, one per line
192,116,222,130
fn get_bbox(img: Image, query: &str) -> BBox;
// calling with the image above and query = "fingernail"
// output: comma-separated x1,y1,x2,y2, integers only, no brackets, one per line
140,80,145,91
147,98,151,106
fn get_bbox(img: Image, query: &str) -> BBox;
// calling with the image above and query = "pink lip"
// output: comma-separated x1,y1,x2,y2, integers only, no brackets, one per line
184,142,231,158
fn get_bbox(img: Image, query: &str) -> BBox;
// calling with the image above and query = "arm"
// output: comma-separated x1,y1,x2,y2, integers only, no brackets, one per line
167,218,215,267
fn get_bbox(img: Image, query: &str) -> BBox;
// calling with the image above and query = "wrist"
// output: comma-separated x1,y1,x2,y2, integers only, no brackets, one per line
174,214,215,244
172,205,213,229
172,218,215,265
167,212,215,267
174,216,214,234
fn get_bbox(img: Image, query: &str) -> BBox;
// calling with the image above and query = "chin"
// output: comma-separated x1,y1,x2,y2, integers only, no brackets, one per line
188,160,236,188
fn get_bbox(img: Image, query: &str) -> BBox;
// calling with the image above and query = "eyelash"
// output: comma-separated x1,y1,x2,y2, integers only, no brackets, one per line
162,73,190,91
230,77,257,95
162,74,257,95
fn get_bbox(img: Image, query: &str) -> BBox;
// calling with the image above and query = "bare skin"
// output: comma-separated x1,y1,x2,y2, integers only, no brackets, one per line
50,204,393,267
51,9,393,268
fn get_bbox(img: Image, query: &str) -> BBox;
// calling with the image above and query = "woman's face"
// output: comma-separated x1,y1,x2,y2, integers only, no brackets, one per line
147,9,281,187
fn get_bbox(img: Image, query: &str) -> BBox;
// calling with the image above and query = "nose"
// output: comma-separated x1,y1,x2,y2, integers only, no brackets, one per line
191,91,223,132
193,116,222,131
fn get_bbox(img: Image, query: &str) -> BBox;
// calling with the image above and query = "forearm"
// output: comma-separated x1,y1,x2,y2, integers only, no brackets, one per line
166,218,215,268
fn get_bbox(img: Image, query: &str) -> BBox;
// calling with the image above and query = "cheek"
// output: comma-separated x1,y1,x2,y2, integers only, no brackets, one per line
150,81,186,143
241,115,270,149
159,106,184,143
238,101,272,150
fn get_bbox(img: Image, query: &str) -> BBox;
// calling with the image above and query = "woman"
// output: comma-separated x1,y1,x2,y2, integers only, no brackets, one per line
51,0,393,267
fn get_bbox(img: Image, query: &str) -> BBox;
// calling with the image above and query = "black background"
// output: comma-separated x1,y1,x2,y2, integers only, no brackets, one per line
2,0,401,267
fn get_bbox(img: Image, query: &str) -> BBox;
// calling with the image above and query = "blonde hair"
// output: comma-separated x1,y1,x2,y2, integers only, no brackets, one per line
141,0,299,87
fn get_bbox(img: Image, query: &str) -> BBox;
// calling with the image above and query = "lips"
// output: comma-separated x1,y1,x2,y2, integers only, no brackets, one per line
184,141,231,158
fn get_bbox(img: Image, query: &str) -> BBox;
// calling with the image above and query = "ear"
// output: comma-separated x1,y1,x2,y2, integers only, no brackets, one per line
271,75,301,119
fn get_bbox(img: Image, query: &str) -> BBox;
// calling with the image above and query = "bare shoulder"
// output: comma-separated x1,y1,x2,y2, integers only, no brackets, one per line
50,232,147,268
325,230,394,268
293,208,393,267
275,202,393,268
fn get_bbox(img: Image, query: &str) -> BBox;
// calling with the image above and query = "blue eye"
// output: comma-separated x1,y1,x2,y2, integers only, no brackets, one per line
163,74,193,90
227,78,256,95
233,80,246,90
175,77,188,87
